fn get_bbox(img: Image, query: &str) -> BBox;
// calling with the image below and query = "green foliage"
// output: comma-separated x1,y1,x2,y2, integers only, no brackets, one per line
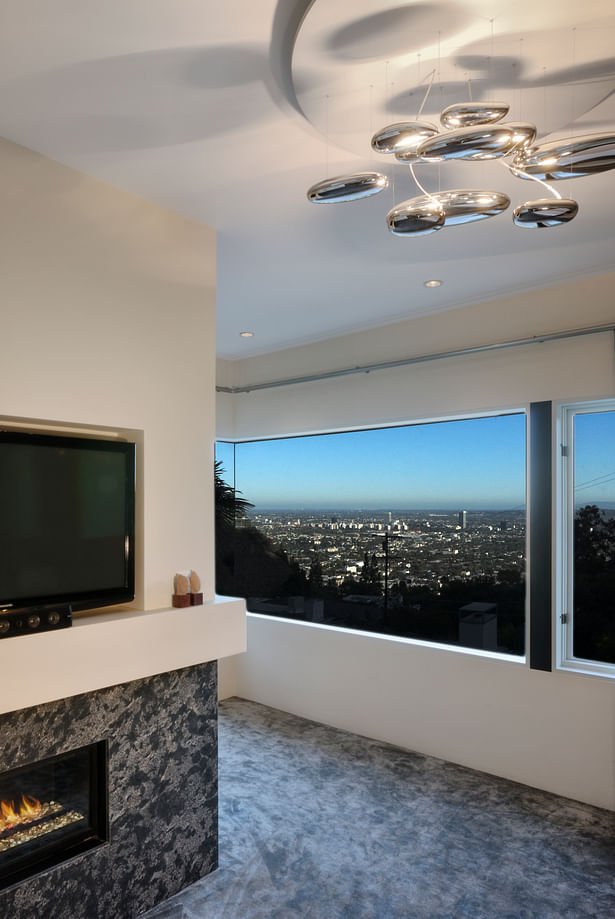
308,555,325,593
357,552,382,595
385,572,525,653
216,465,317,601
573,504,615,663
216,522,294,598
214,462,288,598
214,460,253,529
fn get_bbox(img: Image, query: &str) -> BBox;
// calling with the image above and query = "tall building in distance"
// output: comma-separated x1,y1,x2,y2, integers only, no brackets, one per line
459,509,467,530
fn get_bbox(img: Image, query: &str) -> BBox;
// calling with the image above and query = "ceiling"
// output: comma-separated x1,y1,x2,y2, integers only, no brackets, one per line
1,0,614,359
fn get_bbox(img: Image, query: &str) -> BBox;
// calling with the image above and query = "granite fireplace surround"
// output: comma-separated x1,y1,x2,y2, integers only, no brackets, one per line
0,662,218,918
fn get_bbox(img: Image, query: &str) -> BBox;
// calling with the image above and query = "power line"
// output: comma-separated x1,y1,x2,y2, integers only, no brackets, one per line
575,470,615,493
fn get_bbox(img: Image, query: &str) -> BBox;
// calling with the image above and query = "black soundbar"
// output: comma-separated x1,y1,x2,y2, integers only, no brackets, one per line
0,603,72,640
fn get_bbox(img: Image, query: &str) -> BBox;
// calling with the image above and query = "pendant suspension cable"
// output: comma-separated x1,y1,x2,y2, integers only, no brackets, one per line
325,93,329,175
416,68,436,119
518,38,524,122
502,160,562,199
409,163,435,199
489,17,495,101
571,27,577,125
369,83,374,166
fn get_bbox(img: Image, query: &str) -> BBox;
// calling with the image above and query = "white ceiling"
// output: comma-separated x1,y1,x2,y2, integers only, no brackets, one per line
1,0,614,359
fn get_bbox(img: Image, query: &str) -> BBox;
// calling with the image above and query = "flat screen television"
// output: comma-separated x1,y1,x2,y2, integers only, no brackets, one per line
0,430,135,613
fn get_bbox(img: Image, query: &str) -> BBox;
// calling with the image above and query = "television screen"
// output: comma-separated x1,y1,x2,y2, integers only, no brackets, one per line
0,431,135,612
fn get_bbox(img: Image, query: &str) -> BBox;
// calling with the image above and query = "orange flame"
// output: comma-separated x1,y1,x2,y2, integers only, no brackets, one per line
0,794,43,833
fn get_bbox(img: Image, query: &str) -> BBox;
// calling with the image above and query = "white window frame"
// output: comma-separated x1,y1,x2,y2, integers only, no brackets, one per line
557,398,615,678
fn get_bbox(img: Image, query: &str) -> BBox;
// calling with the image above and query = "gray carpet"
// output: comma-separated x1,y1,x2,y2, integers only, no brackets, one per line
142,697,615,919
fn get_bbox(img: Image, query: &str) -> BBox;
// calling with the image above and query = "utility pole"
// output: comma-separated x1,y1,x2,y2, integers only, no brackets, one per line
383,531,389,614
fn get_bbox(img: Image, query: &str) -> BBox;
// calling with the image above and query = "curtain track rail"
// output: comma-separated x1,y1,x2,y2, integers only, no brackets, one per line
216,323,615,394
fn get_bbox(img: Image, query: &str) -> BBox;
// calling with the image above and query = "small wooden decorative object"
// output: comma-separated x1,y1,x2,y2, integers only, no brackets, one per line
172,572,191,608
189,570,203,606
172,570,203,607
172,594,191,608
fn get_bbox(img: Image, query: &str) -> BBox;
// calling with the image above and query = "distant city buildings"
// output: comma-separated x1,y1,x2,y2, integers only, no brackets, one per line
245,508,525,592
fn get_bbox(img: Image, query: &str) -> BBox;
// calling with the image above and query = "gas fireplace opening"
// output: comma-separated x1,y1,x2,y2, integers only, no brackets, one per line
0,741,108,890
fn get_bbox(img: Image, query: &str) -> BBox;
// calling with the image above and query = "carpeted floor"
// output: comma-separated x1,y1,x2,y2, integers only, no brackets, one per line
142,697,615,919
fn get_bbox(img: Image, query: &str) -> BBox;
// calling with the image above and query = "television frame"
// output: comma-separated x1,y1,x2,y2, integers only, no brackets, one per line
0,430,136,613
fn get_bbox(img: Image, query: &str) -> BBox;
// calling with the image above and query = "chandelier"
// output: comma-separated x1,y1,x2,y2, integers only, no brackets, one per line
306,98,615,234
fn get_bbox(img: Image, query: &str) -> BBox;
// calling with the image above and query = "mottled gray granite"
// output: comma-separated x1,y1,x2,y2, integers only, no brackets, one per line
0,662,218,919
143,697,615,919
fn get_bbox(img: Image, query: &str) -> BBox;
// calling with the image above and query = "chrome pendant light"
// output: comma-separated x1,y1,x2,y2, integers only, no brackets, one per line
440,101,509,129
307,172,389,203
394,147,428,164
505,123,538,151
512,198,579,228
306,50,612,235
387,190,510,236
510,133,615,180
420,190,510,226
371,121,438,155
417,124,530,162
386,198,445,236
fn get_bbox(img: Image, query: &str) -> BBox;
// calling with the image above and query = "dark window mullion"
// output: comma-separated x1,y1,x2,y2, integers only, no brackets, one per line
529,401,552,671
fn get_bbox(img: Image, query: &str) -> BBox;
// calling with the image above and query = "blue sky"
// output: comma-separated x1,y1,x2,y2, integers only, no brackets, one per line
217,414,527,510
574,411,615,506
217,409,615,511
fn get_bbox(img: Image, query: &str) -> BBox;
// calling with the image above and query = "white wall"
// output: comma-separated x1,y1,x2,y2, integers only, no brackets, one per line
217,646,238,699
217,273,615,810
218,271,615,441
236,617,615,810
0,139,217,611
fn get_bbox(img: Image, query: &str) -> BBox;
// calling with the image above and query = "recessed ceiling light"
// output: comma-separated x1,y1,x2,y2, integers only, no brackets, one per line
239,331,254,338
424,279,443,288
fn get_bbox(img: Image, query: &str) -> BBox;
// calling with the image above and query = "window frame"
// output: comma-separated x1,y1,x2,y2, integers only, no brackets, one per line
216,406,530,663
557,398,615,679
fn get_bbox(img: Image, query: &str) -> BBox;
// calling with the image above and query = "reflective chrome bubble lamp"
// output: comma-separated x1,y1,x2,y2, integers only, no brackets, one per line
306,70,615,234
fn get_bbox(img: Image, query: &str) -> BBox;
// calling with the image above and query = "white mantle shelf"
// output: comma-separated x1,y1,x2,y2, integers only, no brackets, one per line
0,595,246,715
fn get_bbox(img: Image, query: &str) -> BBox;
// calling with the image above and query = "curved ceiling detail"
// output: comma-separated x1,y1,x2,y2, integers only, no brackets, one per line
1,0,615,357
292,0,615,155
325,3,470,61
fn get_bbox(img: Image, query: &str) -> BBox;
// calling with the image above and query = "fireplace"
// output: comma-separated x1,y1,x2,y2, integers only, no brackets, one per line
0,742,108,891
0,664,218,918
